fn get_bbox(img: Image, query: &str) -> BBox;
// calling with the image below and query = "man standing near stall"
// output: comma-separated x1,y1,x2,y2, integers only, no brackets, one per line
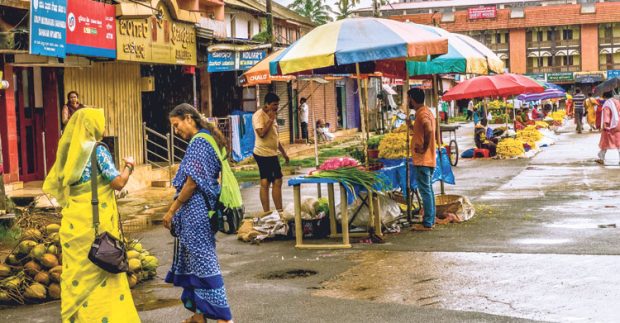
573,88,587,133
407,88,437,231
298,97,309,143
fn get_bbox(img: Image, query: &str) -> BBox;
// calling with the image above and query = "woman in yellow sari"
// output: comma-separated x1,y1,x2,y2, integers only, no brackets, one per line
43,108,140,323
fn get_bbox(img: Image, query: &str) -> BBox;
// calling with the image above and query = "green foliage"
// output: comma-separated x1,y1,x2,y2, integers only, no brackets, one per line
331,0,359,20
288,0,333,25
367,135,384,150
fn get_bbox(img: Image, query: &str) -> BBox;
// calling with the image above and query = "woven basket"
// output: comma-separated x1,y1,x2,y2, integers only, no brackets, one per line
435,194,463,216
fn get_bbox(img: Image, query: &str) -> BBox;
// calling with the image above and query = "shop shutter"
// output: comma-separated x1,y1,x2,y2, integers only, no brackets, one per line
274,82,291,144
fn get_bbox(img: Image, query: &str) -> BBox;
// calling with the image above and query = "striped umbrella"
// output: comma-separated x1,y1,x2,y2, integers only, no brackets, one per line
407,25,505,76
517,89,567,102
240,49,295,87
269,17,448,76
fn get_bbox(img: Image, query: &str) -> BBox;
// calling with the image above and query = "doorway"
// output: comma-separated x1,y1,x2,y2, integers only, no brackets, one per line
336,82,347,129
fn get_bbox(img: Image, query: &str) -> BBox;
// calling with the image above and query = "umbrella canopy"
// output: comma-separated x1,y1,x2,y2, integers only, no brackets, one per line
269,17,448,76
594,77,620,96
240,49,295,86
407,25,504,76
517,88,567,102
442,74,545,101
543,82,565,91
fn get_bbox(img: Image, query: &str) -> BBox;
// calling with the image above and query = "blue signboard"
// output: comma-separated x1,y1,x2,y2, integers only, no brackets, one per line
30,0,67,58
239,50,266,70
208,50,266,72
607,70,620,79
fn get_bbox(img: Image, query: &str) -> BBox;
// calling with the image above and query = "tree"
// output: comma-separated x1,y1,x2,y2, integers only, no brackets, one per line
332,0,359,20
289,0,333,26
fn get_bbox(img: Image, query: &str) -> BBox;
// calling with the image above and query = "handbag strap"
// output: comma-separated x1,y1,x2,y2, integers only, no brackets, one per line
91,143,101,236
90,142,126,241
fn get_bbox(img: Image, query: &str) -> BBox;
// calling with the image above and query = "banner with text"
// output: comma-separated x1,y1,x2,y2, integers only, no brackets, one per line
468,7,497,20
207,50,266,72
66,0,116,58
30,0,67,57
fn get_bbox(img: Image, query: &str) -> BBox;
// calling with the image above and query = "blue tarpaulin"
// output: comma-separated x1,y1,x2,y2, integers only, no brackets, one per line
231,111,255,162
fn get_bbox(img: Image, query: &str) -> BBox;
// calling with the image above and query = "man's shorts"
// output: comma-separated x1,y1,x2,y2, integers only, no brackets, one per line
254,154,283,183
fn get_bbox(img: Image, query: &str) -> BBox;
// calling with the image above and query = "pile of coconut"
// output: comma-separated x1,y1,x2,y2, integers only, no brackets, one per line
0,217,159,304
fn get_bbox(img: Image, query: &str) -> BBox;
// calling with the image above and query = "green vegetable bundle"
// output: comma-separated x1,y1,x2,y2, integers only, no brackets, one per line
306,167,388,197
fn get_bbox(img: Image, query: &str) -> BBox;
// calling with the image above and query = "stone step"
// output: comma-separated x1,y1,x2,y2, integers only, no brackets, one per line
4,181,24,193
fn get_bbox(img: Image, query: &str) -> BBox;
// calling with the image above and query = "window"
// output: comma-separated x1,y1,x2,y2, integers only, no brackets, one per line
563,29,573,40
495,33,501,44
606,53,613,65
526,31,532,42
537,31,543,41
547,30,554,41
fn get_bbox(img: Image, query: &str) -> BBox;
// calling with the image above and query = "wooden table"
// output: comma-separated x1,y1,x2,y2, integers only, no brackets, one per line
288,177,383,249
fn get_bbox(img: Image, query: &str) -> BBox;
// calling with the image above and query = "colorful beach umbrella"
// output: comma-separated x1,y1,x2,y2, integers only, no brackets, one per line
442,74,545,101
269,17,448,76
407,25,505,76
240,49,295,87
517,89,567,102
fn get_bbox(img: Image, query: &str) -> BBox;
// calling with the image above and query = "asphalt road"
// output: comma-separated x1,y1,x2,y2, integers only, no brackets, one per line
2,121,620,323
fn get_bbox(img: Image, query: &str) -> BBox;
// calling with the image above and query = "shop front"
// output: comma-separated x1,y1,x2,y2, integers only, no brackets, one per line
574,71,606,94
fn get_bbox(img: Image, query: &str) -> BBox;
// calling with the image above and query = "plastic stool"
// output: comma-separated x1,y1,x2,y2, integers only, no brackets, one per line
473,148,490,159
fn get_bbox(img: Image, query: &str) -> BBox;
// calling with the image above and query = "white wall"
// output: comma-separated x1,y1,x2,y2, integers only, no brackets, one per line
225,12,260,39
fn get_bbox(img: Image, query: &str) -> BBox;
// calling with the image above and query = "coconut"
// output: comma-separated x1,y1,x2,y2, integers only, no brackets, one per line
30,244,47,260
48,283,61,299
34,272,50,285
40,254,59,269
24,261,42,277
49,266,62,283
47,245,59,255
0,290,11,302
127,274,138,288
128,258,141,272
138,271,150,282
17,240,37,255
127,250,140,260
5,254,20,266
22,229,43,242
0,264,11,278
49,233,60,245
45,224,61,235
131,242,144,253
2,275,22,289
24,282,47,300
141,256,159,271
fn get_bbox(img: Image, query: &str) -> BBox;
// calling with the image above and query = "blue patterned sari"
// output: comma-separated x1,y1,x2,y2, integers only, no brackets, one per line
165,129,232,321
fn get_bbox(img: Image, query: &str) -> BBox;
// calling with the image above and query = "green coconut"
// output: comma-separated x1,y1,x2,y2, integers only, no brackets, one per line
24,282,47,300
47,245,59,255
131,242,144,253
128,258,141,272
17,240,37,255
127,250,140,260
141,256,159,271
45,224,61,235
127,274,138,288
22,229,43,242
24,261,41,277
30,244,47,260
48,283,61,300
49,233,60,245
34,271,50,285
0,264,11,278
49,266,62,283
40,254,59,269
5,254,20,266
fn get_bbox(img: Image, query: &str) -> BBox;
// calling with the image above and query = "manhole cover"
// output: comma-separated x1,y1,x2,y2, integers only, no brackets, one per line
260,269,318,280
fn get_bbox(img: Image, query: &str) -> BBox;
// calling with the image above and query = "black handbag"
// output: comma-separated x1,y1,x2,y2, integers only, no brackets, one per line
87,143,129,274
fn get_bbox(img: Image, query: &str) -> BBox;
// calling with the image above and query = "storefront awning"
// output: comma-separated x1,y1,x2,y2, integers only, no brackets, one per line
208,43,271,52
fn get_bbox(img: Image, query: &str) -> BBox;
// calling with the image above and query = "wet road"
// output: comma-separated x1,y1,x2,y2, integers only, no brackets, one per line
2,121,620,322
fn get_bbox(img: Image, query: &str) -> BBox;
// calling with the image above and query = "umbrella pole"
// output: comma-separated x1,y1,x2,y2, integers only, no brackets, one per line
355,63,368,166
405,73,411,221
433,74,445,195
311,81,321,197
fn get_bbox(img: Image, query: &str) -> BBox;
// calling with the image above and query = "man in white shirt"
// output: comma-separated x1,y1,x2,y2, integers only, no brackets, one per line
299,97,309,142
467,100,474,121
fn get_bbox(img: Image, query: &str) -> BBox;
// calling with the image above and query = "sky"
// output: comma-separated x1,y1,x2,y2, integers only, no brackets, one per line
274,0,375,14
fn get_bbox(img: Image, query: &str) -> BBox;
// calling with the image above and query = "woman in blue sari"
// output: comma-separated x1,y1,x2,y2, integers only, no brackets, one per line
163,103,233,323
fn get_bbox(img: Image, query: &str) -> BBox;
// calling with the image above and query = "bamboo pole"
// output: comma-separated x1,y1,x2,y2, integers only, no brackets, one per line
432,74,445,195
355,63,367,164
311,80,321,197
404,73,411,220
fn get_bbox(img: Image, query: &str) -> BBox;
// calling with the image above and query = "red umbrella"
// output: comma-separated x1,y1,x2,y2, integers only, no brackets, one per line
442,74,544,101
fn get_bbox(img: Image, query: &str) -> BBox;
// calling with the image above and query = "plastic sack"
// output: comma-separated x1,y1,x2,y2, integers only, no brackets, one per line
335,194,401,227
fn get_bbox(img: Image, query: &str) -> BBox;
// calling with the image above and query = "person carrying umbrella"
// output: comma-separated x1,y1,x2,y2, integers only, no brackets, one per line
596,91,620,165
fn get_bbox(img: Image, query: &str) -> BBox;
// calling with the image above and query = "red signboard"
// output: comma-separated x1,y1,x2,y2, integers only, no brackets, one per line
66,0,116,58
468,7,497,20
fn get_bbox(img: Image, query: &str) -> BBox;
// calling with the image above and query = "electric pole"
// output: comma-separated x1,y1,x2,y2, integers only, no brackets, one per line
266,0,274,53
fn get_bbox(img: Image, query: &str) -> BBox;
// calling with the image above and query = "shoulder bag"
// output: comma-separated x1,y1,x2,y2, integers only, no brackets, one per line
87,142,129,273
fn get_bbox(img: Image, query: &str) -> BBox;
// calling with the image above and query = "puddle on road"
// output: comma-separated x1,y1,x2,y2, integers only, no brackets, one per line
135,298,179,311
313,251,620,322
260,269,318,280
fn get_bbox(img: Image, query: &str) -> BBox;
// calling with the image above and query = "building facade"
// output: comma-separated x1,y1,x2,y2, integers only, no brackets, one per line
356,0,620,92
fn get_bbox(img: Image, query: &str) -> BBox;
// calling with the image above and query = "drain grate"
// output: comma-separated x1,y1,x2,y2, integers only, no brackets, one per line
260,269,318,280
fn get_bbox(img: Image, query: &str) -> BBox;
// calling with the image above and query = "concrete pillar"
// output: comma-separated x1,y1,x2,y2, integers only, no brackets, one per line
509,28,527,74
581,24,599,72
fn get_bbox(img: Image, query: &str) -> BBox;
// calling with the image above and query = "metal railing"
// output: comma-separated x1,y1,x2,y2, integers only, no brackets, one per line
142,123,175,183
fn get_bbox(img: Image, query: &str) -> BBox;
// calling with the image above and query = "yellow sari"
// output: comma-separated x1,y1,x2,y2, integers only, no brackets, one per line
43,108,140,323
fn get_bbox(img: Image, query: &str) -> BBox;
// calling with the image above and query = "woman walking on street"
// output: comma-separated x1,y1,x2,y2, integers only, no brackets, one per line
585,93,600,131
163,103,233,323
596,92,620,165
43,108,140,323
